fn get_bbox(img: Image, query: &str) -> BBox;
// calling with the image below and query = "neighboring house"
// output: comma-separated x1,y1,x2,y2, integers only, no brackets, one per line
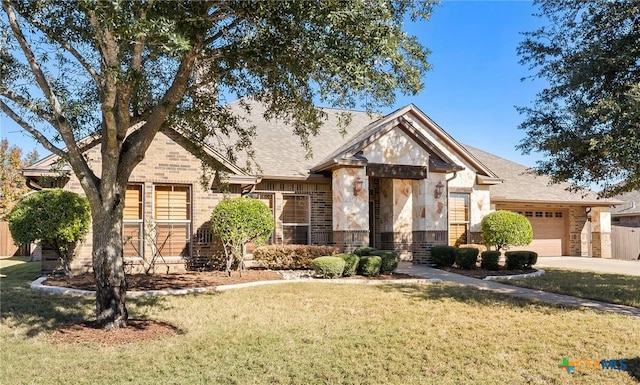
610,191,640,260
22,100,620,273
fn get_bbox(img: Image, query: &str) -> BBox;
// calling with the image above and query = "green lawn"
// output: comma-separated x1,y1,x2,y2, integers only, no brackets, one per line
1,258,639,385
498,267,640,308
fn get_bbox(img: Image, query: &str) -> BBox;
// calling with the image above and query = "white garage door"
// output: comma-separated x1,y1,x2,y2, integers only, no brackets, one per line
512,210,567,256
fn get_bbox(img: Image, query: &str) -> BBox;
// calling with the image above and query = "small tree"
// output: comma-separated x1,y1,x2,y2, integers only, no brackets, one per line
480,210,533,252
8,189,90,274
210,197,275,275
0,139,38,219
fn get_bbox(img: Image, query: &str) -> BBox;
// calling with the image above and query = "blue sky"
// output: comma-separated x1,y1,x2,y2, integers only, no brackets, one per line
1,0,546,167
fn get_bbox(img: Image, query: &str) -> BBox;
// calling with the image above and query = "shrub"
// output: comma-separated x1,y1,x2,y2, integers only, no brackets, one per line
336,253,360,277
210,197,275,274
505,251,539,270
480,250,501,271
312,256,345,278
353,247,377,257
253,245,340,269
454,247,479,269
431,245,456,267
481,210,533,251
8,189,90,274
369,250,399,274
357,256,382,276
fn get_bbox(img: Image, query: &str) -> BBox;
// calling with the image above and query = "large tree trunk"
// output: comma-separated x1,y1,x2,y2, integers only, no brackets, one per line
92,208,128,329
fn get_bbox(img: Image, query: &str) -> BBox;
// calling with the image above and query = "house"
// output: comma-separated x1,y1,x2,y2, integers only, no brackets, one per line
22,100,620,273
610,190,640,260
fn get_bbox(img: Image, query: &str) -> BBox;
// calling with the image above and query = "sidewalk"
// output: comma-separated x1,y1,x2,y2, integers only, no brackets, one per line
396,262,640,318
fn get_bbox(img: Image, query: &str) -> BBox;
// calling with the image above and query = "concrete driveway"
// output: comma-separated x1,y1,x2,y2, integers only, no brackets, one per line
535,256,640,276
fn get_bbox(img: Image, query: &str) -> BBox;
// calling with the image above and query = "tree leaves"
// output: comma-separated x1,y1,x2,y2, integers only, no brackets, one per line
518,0,640,197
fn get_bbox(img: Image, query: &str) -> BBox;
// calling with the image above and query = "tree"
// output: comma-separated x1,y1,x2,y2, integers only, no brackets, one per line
0,139,38,218
8,188,91,274
480,210,533,252
210,197,275,275
517,0,640,197
0,0,434,328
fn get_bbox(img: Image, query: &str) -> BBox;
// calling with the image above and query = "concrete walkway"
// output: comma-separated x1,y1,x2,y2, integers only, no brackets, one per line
396,262,640,318
535,256,640,276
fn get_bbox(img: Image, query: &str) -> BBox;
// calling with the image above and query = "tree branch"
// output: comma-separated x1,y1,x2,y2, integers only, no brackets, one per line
0,89,56,123
0,100,65,158
13,9,101,87
2,0,94,187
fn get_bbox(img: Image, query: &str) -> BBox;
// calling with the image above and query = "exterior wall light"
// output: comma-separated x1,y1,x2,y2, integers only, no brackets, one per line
434,180,445,199
353,176,364,196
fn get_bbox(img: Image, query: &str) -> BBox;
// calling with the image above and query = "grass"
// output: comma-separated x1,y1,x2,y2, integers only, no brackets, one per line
1,257,639,385
497,268,640,308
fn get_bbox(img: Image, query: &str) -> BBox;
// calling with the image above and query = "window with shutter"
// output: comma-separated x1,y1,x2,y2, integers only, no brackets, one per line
123,184,143,258
154,185,191,257
281,195,309,244
449,193,470,246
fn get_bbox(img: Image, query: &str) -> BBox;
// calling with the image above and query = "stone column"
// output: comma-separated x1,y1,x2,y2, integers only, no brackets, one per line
332,167,369,251
591,207,612,258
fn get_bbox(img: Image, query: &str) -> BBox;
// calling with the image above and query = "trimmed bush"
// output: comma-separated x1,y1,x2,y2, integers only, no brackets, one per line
480,250,501,271
336,253,360,277
431,245,456,267
312,256,346,278
353,247,377,257
357,256,382,276
504,251,538,270
481,210,533,251
253,245,340,269
454,247,479,270
369,250,399,274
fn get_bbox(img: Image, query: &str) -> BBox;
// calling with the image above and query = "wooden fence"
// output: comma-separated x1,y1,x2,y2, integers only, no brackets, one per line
0,221,18,257
611,225,640,260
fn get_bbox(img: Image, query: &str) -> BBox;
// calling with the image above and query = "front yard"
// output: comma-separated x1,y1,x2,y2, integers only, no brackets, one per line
1,257,639,384
497,267,640,308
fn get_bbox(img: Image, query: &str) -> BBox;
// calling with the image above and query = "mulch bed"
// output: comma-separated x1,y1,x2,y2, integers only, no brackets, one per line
48,319,181,346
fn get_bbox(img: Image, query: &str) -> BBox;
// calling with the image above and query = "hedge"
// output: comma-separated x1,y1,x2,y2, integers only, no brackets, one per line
311,256,346,278
336,253,360,277
357,256,382,276
480,250,501,271
431,245,456,267
253,245,340,269
454,247,479,270
368,250,399,274
504,251,538,270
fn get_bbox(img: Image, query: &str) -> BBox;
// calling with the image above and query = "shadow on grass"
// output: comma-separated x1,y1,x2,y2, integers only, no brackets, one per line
0,257,170,337
377,282,572,312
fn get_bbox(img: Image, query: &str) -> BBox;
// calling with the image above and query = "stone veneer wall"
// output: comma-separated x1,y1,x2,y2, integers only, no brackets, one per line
411,230,448,264
569,206,589,256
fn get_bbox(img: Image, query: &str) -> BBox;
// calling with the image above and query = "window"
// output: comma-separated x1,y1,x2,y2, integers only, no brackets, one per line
449,193,469,246
154,185,191,257
281,195,309,244
123,184,143,258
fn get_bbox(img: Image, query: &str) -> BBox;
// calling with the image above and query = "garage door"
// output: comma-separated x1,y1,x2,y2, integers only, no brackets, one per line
513,210,566,256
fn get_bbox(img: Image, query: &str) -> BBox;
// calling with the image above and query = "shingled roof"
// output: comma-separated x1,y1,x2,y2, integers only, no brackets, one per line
610,190,640,217
226,99,381,179
464,145,621,206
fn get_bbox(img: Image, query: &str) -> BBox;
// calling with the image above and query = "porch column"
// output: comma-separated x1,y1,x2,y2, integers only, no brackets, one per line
591,207,612,258
332,167,369,251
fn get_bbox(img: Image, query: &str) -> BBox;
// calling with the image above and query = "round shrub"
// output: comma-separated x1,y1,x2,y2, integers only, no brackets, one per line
336,253,360,277
480,250,501,271
312,256,345,278
370,250,399,274
431,245,456,267
481,210,533,251
353,247,377,257
504,251,538,270
454,247,479,270
357,255,382,276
